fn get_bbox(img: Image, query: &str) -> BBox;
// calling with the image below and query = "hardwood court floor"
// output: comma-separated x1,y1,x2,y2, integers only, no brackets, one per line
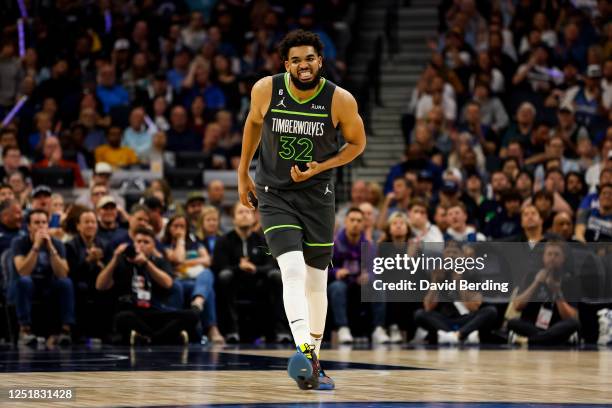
0,344,611,407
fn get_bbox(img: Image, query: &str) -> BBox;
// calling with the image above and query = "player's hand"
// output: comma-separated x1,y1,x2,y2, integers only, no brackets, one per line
291,162,319,183
238,173,257,210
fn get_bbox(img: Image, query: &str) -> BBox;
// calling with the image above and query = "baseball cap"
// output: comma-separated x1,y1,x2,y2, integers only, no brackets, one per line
114,39,130,51
97,195,117,209
586,64,602,78
32,185,52,197
440,180,459,194
418,169,434,181
185,191,205,205
94,162,113,175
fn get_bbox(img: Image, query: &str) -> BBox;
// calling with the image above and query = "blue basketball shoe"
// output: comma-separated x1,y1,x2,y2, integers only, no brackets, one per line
287,343,320,390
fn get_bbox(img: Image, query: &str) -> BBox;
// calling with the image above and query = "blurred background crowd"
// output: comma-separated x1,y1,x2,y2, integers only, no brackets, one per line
0,0,610,348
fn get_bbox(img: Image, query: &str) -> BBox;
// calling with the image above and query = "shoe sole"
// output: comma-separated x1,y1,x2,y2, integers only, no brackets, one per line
287,352,317,390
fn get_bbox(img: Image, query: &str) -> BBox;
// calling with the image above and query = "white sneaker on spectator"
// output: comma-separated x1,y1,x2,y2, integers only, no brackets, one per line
389,324,403,344
437,330,459,345
337,326,354,344
409,327,429,344
464,331,479,344
372,326,390,344
508,330,528,347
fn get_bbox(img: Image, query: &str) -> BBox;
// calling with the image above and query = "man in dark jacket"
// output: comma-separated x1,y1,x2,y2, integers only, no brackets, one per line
212,202,286,343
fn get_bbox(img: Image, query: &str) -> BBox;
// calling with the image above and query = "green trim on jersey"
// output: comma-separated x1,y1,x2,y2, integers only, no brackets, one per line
303,241,334,247
284,72,327,104
263,224,303,235
270,108,329,118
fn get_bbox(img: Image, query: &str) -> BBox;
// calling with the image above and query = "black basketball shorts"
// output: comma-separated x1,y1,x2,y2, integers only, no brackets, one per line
256,181,335,270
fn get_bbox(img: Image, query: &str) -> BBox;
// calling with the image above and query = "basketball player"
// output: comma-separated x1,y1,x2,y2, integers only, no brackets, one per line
238,30,366,390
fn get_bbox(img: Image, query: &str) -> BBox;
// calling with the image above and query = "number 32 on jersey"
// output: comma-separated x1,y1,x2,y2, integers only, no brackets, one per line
279,136,313,162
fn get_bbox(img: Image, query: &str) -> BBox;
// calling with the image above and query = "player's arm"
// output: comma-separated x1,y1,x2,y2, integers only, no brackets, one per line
238,76,272,208
291,87,366,182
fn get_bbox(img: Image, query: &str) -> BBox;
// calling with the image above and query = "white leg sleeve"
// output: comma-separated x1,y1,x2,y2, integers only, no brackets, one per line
277,251,311,347
306,264,328,356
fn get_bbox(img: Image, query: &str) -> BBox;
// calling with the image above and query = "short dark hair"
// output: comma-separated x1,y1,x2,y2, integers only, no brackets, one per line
2,145,19,158
130,203,149,216
599,183,612,192
346,207,364,217
27,209,48,224
408,197,429,212
278,29,324,61
545,168,564,179
501,189,522,203
533,189,553,203
447,202,467,214
133,226,156,241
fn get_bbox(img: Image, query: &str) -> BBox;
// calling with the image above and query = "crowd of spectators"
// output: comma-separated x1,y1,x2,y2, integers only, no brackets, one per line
0,0,356,346
0,0,611,348
361,0,612,346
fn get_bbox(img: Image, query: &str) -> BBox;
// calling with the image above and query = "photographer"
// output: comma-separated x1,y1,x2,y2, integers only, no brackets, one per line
508,240,580,346
414,242,497,344
96,227,198,345
11,209,73,346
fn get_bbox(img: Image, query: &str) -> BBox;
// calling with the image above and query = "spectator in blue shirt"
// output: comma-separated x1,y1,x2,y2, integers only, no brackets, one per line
122,107,152,161
96,63,130,114
11,209,74,346
167,49,192,92
182,64,226,111
166,105,202,152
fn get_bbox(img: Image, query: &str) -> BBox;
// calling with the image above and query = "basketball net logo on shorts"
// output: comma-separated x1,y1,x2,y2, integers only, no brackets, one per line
324,184,332,196
276,97,286,108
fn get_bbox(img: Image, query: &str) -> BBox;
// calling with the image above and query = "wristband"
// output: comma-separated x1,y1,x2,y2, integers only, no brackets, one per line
31,246,40,253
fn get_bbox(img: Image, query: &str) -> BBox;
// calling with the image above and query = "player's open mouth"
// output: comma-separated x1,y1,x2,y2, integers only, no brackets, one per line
298,70,313,80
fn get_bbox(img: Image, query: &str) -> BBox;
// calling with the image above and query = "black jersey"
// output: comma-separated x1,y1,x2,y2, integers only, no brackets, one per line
255,72,338,190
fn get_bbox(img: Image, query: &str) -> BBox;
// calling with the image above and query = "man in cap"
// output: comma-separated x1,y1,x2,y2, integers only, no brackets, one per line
185,191,206,234
77,161,127,211
562,64,604,127
26,185,60,228
551,103,589,157
96,195,128,249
